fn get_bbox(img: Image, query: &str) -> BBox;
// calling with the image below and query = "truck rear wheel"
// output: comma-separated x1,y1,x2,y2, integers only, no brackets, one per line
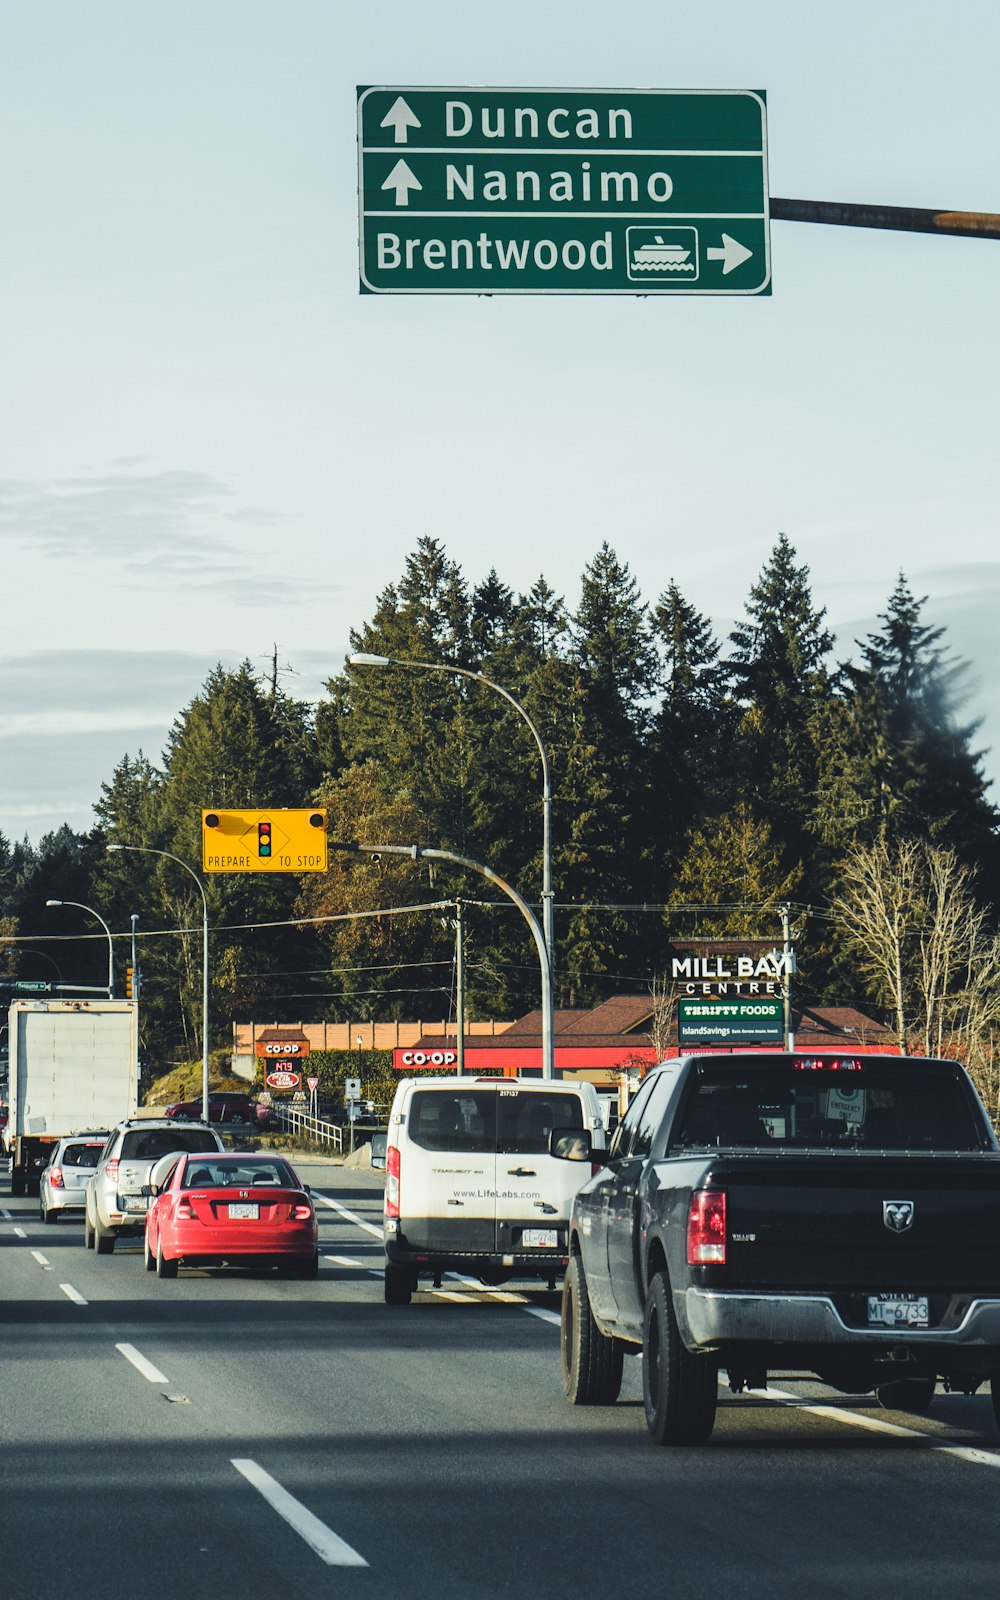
642,1269,718,1445
875,1377,936,1413
11,1170,25,1197
385,1261,416,1304
561,1255,624,1405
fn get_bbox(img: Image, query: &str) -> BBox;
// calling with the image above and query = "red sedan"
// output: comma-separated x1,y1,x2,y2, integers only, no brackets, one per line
143,1152,318,1279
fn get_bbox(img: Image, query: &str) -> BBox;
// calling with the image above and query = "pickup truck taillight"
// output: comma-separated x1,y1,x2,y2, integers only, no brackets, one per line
687,1189,726,1265
385,1145,401,1217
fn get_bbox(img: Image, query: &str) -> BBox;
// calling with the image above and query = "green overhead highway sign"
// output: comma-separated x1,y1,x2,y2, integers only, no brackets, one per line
357,86,770,296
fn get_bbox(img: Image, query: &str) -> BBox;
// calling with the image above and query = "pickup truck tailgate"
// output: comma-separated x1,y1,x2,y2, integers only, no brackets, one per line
718,1154,1000,1293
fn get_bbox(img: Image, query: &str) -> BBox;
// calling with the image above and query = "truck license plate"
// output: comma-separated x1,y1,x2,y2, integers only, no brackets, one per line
228,1203,259,1220
867,1293,929,1328
522,1228,558,1248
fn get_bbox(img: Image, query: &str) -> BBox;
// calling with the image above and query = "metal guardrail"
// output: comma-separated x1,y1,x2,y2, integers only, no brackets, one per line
273,1103,344,1154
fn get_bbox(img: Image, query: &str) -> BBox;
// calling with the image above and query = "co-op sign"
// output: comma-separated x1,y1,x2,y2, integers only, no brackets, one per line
396,1049,458,1070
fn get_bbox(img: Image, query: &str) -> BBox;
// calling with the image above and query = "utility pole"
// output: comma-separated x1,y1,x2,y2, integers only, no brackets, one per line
781,904,794,1051
455,899,465,1077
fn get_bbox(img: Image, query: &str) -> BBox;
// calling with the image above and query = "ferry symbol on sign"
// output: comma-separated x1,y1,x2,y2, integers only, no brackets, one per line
627,227,699,282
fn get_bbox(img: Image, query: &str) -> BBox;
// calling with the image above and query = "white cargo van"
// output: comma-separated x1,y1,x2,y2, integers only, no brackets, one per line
380,1077,607,1303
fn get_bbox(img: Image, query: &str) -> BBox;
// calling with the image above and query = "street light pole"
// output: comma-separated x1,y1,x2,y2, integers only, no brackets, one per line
108,844,210,1123
348,651,556,1062
45,900,115,997
341,840,554,1079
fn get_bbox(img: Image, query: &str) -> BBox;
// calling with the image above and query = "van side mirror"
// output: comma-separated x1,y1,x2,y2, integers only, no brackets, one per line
548,1128,592,1162
370,1131,387,1171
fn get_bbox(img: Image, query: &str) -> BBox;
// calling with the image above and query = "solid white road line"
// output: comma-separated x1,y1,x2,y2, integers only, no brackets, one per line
313,1192,382,1240
30,1250,51,1269
59,1283,88,1306
323,1253,382,1276
116,1342,168,1385
231,1458,369,1568
524,1306,562,1326
758,1384,1000,1467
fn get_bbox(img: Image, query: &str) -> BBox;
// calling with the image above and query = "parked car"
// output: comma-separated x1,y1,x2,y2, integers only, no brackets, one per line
39,1133,109,1223
381,1076,608,1304
143,1151,318,1278
85,1118,226,1253
164,1091,258,1126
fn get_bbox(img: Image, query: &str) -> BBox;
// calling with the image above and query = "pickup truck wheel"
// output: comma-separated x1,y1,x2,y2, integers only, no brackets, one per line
561,1256,624,1405
875,1377,936,1413
642,1269,717,1446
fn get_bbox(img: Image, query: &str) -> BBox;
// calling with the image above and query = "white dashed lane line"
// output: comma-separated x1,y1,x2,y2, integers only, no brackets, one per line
116,1342,169,1385
12,1226,26,1239
30,1250,52,1270
59,1283,88,1306
232,1458,368,1568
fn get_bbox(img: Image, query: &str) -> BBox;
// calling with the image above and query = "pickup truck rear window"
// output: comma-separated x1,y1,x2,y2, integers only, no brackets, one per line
670,1062,988,1152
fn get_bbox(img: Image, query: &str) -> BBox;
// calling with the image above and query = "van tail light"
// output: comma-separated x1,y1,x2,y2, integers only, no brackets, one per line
49,1166,65,1189
687,1189,726,1265
385,1145,401,1217
104,1158,120,1184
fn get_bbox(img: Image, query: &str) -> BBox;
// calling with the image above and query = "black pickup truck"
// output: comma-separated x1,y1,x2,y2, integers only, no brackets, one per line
557,1050,1000,1445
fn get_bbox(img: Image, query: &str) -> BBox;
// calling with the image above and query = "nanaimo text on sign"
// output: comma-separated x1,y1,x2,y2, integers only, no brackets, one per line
201,809,328,874
357,87,770,295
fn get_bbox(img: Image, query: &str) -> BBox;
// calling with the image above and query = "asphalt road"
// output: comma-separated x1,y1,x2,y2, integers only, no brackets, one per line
3,1161,1000,1599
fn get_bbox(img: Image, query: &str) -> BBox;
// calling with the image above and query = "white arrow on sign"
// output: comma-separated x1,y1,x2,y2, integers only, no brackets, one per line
706,234,753,275
380,96,421,145
382,159,422,207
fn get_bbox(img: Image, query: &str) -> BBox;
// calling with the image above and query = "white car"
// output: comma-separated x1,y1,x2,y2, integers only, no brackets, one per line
85,1118,225,1253
380,1076,607,1304
39,1133,109,1223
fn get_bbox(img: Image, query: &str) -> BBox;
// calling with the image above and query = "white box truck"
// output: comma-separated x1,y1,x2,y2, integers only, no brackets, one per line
5,999,138,1195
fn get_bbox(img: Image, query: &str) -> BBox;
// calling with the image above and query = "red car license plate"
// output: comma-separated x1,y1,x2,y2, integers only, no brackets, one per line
228,1203,259,1220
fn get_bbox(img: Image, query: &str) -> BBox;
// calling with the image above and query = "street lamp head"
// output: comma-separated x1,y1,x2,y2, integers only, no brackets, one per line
348,653,391,668
45,899,62,908
107,843,123,853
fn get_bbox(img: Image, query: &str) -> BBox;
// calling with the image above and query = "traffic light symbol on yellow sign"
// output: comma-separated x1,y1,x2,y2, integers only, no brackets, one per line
201,809,328,873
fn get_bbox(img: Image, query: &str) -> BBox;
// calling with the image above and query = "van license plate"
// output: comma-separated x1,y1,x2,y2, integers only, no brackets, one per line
228,1204,259,1220
867,1293,929,1328
522,1228,558,1248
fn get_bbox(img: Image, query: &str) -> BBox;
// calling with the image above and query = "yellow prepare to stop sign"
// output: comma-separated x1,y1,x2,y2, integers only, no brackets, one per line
201,808,328,873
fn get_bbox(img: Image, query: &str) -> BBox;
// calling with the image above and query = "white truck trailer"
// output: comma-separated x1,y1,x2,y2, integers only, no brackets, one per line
5,999,138,1195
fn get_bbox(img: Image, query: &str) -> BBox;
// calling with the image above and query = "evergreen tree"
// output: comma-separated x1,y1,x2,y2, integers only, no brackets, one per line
728,534,833,872
649,582,730,879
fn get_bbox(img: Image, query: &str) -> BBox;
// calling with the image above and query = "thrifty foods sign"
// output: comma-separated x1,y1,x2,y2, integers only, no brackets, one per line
678,999,783,1046
357,87,770,296
201,809,328,874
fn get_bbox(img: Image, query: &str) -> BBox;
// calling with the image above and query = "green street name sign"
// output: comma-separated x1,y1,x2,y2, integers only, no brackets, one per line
357,86,770,296
678,998,783,1046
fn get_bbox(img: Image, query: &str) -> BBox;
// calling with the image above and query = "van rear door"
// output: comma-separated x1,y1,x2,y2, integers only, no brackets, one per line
495,1088,588,1255
398,1087,498,1254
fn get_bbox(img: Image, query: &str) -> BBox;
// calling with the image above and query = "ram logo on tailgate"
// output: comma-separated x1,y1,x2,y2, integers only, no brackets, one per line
883,1200,915,1232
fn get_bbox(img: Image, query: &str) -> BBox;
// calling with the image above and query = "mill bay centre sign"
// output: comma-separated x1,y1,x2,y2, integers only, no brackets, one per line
357,86,771,295
672,951,793,997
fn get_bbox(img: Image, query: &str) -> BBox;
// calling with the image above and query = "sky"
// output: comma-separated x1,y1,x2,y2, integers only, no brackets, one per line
2,0,998,842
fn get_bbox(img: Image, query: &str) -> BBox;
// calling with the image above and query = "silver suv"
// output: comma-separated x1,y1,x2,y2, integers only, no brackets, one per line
85,1118,225,1254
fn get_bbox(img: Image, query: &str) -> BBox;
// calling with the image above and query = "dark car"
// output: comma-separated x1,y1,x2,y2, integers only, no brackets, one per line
165,1091,258,1127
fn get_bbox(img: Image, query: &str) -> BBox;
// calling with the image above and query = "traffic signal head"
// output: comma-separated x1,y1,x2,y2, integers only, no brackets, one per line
126,966,134,998
258,821,272,859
